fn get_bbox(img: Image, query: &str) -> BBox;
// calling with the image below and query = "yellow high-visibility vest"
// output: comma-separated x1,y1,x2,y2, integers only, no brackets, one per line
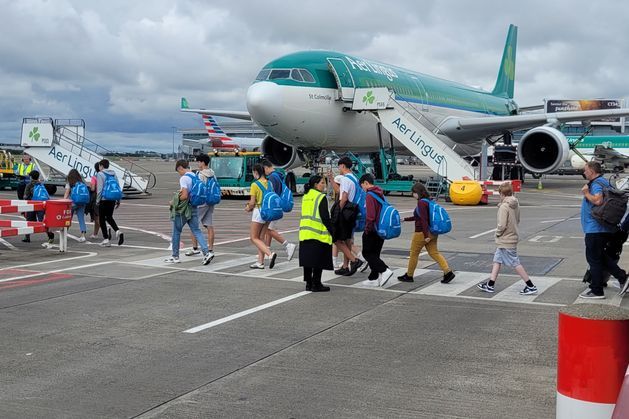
17,162,34,177
299,189,332,245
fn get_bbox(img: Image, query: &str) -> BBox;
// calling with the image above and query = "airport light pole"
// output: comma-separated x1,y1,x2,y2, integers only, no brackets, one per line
171,126,176,159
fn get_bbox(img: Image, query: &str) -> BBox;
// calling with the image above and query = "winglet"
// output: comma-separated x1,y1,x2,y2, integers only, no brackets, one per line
181,97,189,109
492,24,517,99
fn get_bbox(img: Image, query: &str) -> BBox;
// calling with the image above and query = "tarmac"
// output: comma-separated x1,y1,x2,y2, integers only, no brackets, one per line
1,161,628,418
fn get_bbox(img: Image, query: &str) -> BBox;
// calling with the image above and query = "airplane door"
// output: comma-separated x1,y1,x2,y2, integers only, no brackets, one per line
327,58,355,101
411,77,429,112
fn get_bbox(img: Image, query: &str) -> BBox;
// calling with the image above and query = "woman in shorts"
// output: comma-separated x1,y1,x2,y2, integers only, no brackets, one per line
245,163,277,269
477,183,537,295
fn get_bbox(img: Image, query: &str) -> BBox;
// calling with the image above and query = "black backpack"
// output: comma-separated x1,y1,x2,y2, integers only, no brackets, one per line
590,178,628,228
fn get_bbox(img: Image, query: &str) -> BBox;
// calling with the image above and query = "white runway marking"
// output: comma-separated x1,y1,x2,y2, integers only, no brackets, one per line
0,261,111,283
0,238,18,250
468,229,496,239
183,291,311,333
0,251,97,270
540,217,579,224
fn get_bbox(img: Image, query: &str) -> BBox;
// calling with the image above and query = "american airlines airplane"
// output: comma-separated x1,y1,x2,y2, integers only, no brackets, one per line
180,98,262,151
194,24,629,175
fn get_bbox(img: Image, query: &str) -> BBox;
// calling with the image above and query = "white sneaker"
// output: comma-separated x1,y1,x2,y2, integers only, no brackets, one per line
100,239,111,247
286,243,296,261
89,234,98,239
357,253,369,273
250,262,265,269
202,251,215,266
379,269,394,287
185,248,201,256
164,256,180,264
78,236,86,243
360,279,379,287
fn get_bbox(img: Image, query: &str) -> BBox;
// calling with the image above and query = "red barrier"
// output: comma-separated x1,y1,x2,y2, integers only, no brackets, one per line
479,180,521,204
43,199,72,228
557,305,629,419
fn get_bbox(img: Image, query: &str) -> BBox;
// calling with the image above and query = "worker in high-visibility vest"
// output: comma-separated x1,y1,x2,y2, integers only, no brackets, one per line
298,174,333,292
14,154,35,200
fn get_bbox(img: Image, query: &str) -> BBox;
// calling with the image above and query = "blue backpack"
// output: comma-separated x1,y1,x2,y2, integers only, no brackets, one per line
185,173,207,207
32,183,50,201
255,180,283,222
346,174,366,232
205,176,221,205
101,172,123,201
71,182,90,205
270,172,293,212
368,192,401,239
421,198,452,235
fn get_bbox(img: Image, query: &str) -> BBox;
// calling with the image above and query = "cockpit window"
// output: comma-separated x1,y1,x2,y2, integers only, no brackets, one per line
299,69,315,83
255,69,271,81
269,69,291,80
290,69,303,82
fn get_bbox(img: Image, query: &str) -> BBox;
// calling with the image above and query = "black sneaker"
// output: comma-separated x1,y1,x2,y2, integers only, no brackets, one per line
397,273,414,282
579,289,605,299
441,271,455,284
22,236,30,243
348,259,363,276
269,252,277,269
334,267,350,276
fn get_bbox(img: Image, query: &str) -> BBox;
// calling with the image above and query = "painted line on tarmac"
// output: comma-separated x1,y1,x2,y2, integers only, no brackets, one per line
0,238,18,250
214,229,299,246
0,251,98,270
468,228,496,239
0,261,111,283
183,291,311,333
540,217,579,224
66,233,169,251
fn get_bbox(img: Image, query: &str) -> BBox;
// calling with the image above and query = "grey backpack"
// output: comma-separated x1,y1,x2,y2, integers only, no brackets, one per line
591,178,628,228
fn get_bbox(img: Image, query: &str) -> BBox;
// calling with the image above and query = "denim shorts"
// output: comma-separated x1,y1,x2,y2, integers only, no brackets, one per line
493,248,521,267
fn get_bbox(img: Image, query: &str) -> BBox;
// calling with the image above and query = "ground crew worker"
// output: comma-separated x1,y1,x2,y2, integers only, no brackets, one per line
15,154,35,200
299,175,333,292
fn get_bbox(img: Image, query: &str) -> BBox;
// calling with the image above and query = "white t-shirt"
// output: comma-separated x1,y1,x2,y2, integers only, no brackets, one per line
180,173,193,191
339,173,357,202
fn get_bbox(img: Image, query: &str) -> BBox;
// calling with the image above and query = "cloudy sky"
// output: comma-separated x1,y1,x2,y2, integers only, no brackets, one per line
2,0,629,152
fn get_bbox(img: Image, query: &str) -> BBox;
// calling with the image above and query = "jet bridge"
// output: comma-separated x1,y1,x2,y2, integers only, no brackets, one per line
20,118,156,195
347,88,478,181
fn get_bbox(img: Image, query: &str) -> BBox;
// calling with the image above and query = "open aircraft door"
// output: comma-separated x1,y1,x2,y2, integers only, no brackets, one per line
327,58,355,101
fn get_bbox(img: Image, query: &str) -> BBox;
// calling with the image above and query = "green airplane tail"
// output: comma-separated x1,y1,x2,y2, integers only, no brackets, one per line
181,97,189,109
492,24,517,99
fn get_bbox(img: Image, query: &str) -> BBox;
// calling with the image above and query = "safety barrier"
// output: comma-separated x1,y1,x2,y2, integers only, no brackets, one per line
479,179,521,204
0,199,72,251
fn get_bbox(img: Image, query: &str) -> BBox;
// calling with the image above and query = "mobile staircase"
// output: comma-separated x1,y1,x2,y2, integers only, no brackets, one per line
21,118,156,195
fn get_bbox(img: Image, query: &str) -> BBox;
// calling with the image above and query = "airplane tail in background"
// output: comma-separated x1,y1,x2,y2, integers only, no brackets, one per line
181,97,190,109
492,24,517,99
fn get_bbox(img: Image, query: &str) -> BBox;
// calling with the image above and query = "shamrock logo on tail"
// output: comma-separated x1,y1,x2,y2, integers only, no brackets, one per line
29,127,40,142
362,90,375,105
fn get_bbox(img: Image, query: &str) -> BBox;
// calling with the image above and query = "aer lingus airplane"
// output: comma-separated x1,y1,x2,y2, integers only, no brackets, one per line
196,24,629,175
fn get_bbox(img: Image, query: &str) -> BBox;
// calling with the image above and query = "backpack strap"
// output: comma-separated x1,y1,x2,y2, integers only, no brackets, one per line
344,174,361,203
367,191,386,206
254,180,266,193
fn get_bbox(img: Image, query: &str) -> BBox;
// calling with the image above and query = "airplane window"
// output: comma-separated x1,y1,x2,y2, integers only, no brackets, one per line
269,69,291,80
299,69,316,83
256,69,271,81
291,69,304,82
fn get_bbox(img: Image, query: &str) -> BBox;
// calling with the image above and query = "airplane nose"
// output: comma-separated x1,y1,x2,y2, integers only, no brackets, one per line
246,81,282,126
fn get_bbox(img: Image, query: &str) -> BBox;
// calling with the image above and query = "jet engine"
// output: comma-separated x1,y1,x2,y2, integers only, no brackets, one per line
261,136,304,170
517,126,570,174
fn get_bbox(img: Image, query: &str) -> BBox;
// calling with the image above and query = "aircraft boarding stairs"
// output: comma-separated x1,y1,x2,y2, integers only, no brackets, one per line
343,88,478,182
21,118,156,195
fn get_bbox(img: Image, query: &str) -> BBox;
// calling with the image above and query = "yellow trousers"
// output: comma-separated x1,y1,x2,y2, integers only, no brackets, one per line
407,232,451,276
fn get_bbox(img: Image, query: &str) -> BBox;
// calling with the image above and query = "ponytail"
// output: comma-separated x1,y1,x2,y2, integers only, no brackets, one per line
304,175,323,194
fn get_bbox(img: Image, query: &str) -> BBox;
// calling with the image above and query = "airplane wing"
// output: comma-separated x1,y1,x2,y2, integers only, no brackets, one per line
593,144,629,160
180,97,251,121
438,108,629,140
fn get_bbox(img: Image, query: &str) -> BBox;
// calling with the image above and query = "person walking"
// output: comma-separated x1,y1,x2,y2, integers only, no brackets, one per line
185,154,216,260
330,157,363,276
96,159,124,247
260,159,297,261
299,175,333,292
398,182,455,284
578,161,627,299
22,170,54,246
164,160,214,265
63,169,88,242
245,163,277,269
88,162,101,239
360,174,393,286
477,182,537,295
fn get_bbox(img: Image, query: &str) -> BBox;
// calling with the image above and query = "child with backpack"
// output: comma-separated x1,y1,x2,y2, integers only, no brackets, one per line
185,154,219,260
398,182,455,284
63,168,90,242
22,170,55,247
88,162,101,239
245,163,278,269
360,174,394,286
96,159,124,247
261,160,297,261
164,160,214,265
477,182,537,295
